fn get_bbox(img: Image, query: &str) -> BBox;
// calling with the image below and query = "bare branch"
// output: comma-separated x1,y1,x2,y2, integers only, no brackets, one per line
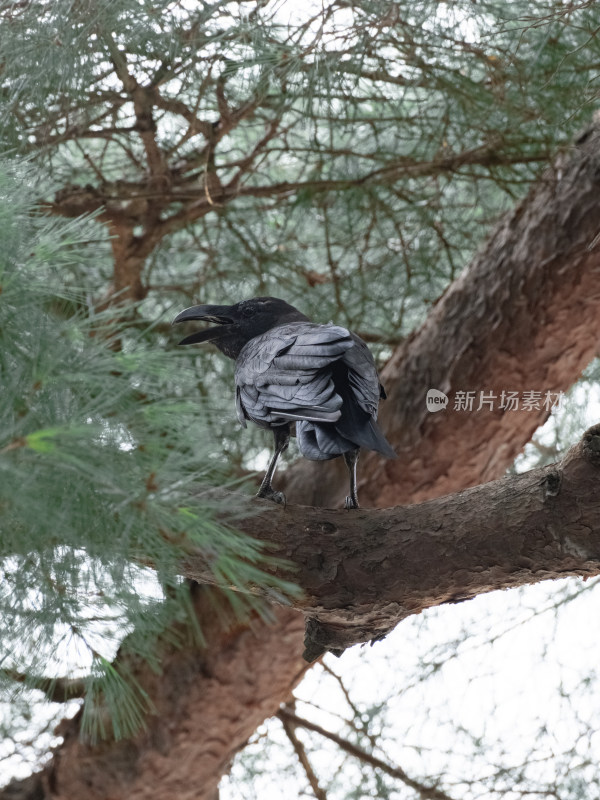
152,89,213,140
150,143,547,240
2,669,86,703
277,707,457,800
279,703,328,800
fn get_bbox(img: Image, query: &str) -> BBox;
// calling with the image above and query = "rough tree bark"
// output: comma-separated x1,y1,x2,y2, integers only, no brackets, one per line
46,593,309,800
4,129,600,799
184,423,600,658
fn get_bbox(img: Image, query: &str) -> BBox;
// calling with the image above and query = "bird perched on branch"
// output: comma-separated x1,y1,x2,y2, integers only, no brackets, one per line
173,297,395,508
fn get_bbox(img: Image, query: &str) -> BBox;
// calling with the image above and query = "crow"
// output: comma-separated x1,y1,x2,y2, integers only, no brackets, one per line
173,297,395,508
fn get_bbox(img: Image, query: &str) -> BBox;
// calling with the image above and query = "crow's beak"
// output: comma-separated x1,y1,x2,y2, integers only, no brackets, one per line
172,304,234,326
172,304,235,346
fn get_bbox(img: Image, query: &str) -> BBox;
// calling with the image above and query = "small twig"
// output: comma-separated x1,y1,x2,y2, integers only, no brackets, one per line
74,140,108,185
279,703,328,800
2,668,86,703
0,438,26,455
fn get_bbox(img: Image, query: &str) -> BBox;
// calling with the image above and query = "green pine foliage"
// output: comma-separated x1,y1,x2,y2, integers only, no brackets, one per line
0,164,295,744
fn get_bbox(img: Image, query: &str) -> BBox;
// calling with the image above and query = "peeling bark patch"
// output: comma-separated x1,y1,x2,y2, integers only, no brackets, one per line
583,424,600,464
541,470,561,499
561,536,595,560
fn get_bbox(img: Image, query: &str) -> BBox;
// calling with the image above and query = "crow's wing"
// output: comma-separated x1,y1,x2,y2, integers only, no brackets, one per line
341,333,384,418
234,322,353,428
321,332,396,458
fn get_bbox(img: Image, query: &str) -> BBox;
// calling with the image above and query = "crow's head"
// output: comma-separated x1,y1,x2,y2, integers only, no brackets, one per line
172,296,309,359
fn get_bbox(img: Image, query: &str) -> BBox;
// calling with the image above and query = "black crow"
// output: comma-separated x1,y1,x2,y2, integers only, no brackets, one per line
173,297,395,508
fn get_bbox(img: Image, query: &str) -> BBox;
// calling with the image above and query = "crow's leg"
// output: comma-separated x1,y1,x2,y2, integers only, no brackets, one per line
343,448,360,510
256,426,290,506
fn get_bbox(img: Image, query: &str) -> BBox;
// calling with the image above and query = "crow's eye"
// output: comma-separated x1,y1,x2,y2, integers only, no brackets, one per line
240,300,270,318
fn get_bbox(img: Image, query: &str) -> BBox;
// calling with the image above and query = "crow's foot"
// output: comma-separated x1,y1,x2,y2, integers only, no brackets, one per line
256,486,287,507
344,496,359,510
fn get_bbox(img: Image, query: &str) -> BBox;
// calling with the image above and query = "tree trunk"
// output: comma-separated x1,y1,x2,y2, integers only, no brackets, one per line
3,591,309,800
5,128,600,799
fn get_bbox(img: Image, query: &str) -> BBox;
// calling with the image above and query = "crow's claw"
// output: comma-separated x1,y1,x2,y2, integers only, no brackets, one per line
256,486,287,507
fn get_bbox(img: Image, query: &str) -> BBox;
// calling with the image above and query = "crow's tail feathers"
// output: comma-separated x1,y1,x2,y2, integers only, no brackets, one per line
295,421,353,461
296,416,396,461
333,394,397,459
367,419,397,459
338,416,397,459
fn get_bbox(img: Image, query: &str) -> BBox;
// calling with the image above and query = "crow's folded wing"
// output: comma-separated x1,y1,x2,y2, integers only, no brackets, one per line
234,323,354,427
341,333,385,418
330,332,396,457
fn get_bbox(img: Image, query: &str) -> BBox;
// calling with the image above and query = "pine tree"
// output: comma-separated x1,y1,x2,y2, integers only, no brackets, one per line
1,1,600,797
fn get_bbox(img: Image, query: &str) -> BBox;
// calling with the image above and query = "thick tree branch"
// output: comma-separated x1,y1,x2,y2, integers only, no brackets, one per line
183,424,600,659
371,126,600,506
